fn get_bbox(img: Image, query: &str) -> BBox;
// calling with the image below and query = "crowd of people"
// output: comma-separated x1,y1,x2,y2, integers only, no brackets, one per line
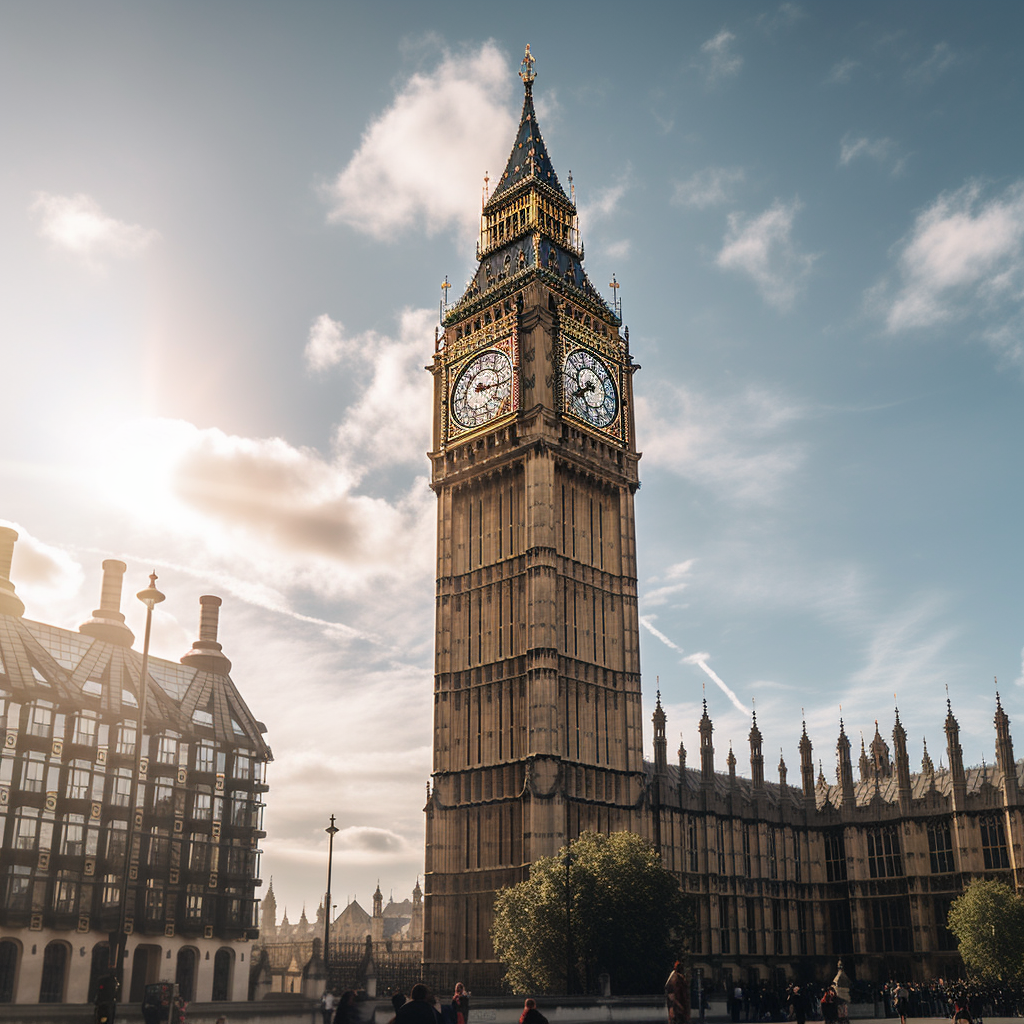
321,980,551,1024
705,974,1024,1024
315,971,1024,1024
879,979,1024,1021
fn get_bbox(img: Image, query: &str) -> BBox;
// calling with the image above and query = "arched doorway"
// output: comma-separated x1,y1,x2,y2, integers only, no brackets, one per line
175,947,198,1002
211,947,233,1001
0,939,20,1003
39,942,69,1003
129,945,162,1003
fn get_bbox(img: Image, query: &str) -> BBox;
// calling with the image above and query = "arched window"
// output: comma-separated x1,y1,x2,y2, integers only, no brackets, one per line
0,939,20,1003
39,942,69,1003
87,944,110,1003
175,947,197,1002
211,947,233,1001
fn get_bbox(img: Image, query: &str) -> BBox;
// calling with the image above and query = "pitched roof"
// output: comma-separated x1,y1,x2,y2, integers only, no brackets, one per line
488,82,566,204
0,611,271,759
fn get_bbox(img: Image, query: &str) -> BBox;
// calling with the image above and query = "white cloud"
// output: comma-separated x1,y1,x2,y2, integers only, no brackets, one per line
876,179,1024,362
847,596,959,703
839,134,897,168
757,3,803,34
642,560,695,608
1015,647,1024,688
716,199,817,309
324,42,515,241
579,175,629,225
826,58,859,85
672,167,745,209
635,384,805,504
699,30,743,84
305,314,363,373
30,192,159,264
88,415,434,602
603,239,632,261
0,519,85,611
331,307,435,470
906,42,958,86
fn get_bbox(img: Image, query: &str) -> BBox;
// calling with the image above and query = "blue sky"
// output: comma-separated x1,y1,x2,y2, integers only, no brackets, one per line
1,2,1021,919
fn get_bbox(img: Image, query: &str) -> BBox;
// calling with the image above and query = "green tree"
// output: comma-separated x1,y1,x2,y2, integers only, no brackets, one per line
491,830,691,995
947,878,1024,981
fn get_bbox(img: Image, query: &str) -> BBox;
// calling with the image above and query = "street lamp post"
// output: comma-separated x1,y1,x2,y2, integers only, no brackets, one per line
564,848,573,996
324,815,339,983
111,573,165,998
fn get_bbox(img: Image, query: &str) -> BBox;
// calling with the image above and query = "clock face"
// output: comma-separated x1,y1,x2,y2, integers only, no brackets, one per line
563,348,618,428
451,349,514,429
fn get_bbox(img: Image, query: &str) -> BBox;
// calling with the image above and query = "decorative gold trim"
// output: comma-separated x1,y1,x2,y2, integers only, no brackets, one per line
558,336,625,443
444,317,519,446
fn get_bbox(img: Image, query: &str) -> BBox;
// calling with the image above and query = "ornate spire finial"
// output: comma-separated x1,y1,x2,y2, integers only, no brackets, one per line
519,44,536,89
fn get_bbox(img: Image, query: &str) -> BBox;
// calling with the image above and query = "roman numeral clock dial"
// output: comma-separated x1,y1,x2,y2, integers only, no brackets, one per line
450,348,514,429
562,347,618,429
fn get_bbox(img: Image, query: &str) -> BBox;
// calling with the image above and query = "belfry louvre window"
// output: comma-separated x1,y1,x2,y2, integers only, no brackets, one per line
928,820,955,873
867,825,903,878
824,830,847,881
980,814,1010,869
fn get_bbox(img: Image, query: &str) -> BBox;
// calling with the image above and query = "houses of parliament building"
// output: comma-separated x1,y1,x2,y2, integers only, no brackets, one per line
421,47,1023,992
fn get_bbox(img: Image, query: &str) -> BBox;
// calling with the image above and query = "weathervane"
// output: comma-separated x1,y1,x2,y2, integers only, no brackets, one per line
520,44,536,89
609,274,622,320
440,275,451,321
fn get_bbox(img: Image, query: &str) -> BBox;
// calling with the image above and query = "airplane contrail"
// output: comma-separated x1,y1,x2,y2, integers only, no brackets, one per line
640,616,750,714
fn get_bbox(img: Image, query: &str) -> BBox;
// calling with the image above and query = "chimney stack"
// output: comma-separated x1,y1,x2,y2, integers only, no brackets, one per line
180,595,232,673
0,527,25,617
80,560,135,646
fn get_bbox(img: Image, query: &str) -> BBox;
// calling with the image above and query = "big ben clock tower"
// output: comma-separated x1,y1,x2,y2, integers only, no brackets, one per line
424,47,645,984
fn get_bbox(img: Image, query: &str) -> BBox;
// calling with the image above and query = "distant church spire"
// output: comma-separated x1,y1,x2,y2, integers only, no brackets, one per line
799,717,815,804
700,699,715,787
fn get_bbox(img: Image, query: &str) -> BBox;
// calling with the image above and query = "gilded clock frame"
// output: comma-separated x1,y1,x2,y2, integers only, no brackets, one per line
558,315,627,444
444,311,520,445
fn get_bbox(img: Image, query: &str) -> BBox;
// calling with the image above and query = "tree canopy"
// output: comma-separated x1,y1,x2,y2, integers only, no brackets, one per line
491,830,691,995
947,878,1024,982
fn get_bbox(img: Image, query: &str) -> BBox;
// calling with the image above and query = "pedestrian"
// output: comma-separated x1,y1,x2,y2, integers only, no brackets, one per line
323,989,340,1024
521,1000,548,1024
93,973,119,1024
396,983,443,1024
732,982,744,1024
334,990,358,1024
893,983,908,1024
787,985,806,1024
665,962,690,1024
452,982,470,1024
821,986,839,1024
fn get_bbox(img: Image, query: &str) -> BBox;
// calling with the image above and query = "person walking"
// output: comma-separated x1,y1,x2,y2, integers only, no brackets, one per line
665,962,690,1024
396,984,443,1024
821,985,839,1024
787,985,807,1024
893,983,909,1024
521,1000,548,1024
334,990,359,1024
322,989,339,1024
452,982,470,1024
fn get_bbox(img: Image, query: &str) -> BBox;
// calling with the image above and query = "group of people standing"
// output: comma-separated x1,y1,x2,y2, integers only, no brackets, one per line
321,982,552,1024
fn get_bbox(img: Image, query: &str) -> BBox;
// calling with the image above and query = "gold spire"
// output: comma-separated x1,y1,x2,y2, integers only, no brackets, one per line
519,44,536,88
